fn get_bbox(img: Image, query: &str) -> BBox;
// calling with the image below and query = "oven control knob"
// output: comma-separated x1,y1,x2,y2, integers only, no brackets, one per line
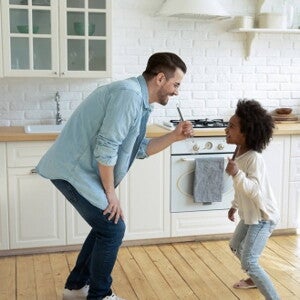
204,142,213,150
192,143,200,151
217,143,225,150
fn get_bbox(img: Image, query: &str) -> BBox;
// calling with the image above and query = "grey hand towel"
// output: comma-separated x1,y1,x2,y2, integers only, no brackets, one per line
193,157,225,203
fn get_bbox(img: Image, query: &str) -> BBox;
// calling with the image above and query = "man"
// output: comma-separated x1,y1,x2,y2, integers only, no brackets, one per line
36,52,193,300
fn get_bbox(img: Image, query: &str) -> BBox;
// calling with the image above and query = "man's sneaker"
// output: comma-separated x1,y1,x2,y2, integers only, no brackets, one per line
63,285,89,299
103,293,125,300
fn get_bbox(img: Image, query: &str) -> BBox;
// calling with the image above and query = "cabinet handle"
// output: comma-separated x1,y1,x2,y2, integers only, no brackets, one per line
53,71,58,75
61,72,65,76
30,168,38,174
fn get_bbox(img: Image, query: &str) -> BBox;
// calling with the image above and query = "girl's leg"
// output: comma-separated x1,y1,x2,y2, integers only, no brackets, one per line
241,221,280,300
229,220,248,260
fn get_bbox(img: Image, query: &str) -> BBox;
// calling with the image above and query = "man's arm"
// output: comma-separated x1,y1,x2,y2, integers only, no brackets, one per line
98,163,124,224
146,121,193,156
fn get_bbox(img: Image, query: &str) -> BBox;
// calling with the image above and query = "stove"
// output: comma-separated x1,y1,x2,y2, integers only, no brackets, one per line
170,118,228,129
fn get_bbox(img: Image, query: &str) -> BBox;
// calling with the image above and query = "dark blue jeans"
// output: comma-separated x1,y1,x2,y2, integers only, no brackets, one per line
51,179,126,300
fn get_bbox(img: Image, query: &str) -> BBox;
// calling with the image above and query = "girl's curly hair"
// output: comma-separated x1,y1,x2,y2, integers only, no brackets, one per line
235,99,274,153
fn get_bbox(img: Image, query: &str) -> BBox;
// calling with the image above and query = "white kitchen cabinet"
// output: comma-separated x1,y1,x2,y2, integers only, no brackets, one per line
288,136,300,229
1,134,298,253
262,135,290,229
289,182,300,229
7,141,66,249
0,143,9,250
0,4,3,78
66,203,91,245
4,140,171,249
171,210,236,237
59,0,111,78
1,0,111,78
120,148,171,240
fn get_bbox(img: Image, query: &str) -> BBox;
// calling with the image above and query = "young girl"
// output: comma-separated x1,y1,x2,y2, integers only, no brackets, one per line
225,99,280,300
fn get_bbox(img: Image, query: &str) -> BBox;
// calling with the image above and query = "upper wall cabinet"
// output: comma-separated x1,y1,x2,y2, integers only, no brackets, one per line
1,0,111,78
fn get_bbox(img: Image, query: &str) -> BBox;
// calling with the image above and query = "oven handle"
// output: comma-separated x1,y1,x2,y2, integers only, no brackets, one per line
180,157,229,162
181,157,195,161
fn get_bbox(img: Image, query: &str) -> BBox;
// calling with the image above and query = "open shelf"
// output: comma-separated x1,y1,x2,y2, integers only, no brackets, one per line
230,28,300,59
231,28,300,34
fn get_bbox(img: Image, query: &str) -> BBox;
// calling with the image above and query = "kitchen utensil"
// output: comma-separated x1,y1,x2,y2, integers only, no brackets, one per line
232,146,239,160
176,104,184,121
176,104,195,144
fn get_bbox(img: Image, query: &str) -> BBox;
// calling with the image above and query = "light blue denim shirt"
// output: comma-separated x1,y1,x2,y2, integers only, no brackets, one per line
37,76,153,210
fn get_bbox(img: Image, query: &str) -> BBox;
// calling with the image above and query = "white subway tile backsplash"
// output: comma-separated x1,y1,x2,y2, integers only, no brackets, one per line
0,0,300,126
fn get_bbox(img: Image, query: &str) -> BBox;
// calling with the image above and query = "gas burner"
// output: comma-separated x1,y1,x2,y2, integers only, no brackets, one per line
170,119,228,129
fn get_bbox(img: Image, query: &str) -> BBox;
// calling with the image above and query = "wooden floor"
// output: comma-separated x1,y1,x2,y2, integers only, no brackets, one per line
1,234,300,299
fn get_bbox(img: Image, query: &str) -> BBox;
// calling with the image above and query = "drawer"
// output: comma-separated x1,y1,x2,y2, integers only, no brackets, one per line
290,157,300,182
7,141,53,167
291,136,300,157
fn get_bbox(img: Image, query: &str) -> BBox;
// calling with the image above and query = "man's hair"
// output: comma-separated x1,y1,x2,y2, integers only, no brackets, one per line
235,99,274,153
142,52,187,81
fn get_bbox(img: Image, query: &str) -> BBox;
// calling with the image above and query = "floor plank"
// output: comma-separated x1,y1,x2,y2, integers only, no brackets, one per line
0,256,16,300
112,260,138,300
144,245,198,299
33,254,57,300
128,246,178,300
1,234,300,299
173,243,236,299
16,255,36,300
192,241,263,300
49,253,70,299
117,247,158,299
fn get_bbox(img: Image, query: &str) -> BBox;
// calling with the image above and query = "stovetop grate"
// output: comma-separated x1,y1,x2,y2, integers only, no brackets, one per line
170,119,228,128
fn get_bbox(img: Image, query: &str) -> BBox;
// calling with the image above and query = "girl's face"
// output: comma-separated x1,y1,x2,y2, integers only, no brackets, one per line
225,114,246,146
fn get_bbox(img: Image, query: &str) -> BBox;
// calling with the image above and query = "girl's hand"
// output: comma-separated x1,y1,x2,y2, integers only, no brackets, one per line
228,207,237,222
225,158,239,177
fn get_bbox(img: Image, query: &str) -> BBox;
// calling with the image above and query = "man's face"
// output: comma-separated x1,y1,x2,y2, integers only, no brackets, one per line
156,68,184,106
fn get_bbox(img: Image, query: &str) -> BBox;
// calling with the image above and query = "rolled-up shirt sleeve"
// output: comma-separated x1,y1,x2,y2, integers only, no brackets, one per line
136,137,150,159
93,89,140,165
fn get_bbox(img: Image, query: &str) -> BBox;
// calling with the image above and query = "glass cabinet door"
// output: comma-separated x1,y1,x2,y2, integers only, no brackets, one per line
1,0,110,78
60,0,111,77
1,0,59,76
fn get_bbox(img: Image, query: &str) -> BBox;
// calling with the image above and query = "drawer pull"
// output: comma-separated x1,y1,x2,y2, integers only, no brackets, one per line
30,168,38,174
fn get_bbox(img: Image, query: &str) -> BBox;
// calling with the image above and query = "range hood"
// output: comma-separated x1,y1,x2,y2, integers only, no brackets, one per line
157,0,231,21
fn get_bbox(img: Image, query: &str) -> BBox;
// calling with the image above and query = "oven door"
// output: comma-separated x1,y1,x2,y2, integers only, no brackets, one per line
171,153,234,213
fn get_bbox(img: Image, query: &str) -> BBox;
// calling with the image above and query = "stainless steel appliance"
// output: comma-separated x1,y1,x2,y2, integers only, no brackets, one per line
170,120,236,213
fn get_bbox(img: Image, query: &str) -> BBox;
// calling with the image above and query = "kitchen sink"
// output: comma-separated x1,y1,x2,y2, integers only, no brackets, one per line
24,124,64,133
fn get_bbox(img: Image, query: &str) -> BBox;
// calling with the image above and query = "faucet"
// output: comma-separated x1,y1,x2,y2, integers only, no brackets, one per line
54,91,63,125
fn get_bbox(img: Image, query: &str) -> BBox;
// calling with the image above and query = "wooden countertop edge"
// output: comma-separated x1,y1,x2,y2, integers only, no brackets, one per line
0,124,300,142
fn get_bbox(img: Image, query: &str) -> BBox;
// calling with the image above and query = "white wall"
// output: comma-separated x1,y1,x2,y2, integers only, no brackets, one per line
0,0,300,126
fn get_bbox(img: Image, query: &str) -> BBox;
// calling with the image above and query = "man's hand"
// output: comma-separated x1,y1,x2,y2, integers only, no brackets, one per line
103,190,124,224
174,120,194,140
